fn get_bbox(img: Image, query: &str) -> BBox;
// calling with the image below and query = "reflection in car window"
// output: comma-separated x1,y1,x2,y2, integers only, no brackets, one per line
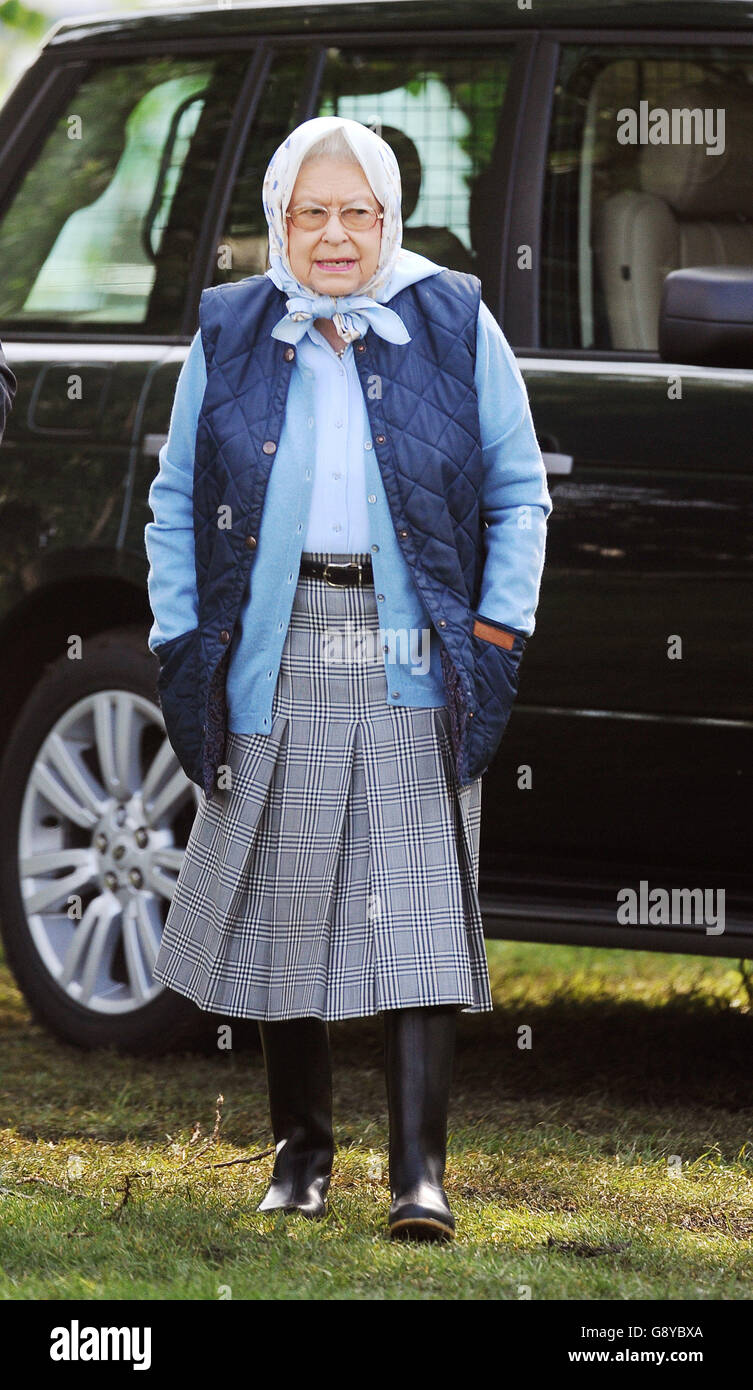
220,45,513,303
314,46,513,300
0,54,251,332
213,52,310,285
541,45,753,352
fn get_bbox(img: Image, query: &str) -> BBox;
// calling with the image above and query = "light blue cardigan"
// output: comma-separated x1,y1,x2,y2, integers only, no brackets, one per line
145,251,552,738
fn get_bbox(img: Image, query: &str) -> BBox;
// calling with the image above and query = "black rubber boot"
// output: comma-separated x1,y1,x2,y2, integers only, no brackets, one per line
383,1004,458,1242
256,1017,335,1218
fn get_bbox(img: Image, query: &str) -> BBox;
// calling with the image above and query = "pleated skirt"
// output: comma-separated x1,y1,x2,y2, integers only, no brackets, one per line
152,551,492,1021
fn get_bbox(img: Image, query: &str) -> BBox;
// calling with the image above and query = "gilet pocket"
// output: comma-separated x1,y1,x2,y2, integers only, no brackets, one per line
154,626,203,785
466,619,523,776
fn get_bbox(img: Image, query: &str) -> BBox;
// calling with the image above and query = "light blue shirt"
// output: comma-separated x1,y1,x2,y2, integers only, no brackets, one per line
145,251,552,737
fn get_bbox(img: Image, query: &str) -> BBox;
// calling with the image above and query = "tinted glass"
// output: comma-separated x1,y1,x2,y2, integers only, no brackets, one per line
212,51,310,285
541,45,753,351
218,45,513,302
0,53,251,332
314,46,513,299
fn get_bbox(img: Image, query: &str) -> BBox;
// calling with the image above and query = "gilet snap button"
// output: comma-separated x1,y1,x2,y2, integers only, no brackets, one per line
245,535,257,548
283,347,295,361
375,434,385,444
219,629,230,643
262,440,276,454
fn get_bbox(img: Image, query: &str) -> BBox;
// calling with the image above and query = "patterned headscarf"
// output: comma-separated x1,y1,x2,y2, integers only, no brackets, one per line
261,115,411,346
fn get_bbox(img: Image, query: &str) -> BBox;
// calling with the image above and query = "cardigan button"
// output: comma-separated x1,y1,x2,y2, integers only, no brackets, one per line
262,439,276,454
245,535,257,549
283,346,295,361
219,629,230,643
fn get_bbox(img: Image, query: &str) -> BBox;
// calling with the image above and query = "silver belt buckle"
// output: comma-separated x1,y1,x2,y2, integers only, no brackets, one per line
323,560,362,587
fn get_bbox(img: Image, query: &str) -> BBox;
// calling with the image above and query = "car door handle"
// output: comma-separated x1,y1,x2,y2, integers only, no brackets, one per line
143,433,168,457
542,451,574,475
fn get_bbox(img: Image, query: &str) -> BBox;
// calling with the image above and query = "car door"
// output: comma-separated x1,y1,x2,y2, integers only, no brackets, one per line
0,39,308,1053
0,47,255,595
495,32,753,928
293,35,591,923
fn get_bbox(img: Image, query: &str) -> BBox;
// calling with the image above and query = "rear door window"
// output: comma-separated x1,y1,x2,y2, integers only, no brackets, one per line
540,43,753,352
215,43,515,307
313,45,514,302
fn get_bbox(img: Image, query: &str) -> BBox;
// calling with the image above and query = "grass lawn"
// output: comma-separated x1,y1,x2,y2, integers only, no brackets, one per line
1,939,752,1300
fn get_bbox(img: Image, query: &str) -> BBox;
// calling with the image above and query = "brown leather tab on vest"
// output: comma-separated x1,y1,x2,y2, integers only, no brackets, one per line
472,617,515,649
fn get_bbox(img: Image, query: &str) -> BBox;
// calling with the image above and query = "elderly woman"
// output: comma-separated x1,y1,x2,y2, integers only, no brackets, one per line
144,115,552,1242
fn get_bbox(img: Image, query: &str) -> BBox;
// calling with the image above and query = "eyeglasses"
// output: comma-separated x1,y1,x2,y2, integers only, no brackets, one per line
286,203,384,232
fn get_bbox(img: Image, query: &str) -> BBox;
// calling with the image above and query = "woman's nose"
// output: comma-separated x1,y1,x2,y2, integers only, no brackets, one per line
321,212,351,241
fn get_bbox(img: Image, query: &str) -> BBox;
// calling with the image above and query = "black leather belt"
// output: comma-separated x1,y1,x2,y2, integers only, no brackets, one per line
299,555,374,586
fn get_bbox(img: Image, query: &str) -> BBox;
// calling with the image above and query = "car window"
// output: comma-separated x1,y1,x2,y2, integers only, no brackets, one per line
212,51,311,285
540,43,753,352
216,44,514,304
313,45,514,300
0,53,251,333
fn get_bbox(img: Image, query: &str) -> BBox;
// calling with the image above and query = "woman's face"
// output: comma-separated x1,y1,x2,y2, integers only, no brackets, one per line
286,156,382,297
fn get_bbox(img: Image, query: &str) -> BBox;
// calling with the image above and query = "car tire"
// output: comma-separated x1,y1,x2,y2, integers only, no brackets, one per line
0,624,260,1057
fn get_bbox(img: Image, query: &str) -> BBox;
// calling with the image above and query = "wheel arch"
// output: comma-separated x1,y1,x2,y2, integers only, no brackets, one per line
0,549,153,755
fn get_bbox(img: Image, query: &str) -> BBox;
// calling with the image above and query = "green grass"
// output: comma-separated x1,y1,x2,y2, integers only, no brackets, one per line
1,940,752,1300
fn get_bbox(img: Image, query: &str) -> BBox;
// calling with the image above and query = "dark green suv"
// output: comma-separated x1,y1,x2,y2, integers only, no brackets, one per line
0,0,750,1052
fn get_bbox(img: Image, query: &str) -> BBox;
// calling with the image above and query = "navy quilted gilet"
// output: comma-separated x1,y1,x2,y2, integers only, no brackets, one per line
154,268,525,799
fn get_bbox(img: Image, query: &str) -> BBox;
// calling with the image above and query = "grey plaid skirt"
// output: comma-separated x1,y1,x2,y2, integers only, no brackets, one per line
152,551,492,1021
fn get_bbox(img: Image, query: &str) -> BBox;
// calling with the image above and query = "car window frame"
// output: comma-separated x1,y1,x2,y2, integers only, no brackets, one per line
194,29,539,327
507,26,753,359
0,56,87,200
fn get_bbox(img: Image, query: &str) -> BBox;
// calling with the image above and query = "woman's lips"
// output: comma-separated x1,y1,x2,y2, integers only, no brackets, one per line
315,259,356,272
